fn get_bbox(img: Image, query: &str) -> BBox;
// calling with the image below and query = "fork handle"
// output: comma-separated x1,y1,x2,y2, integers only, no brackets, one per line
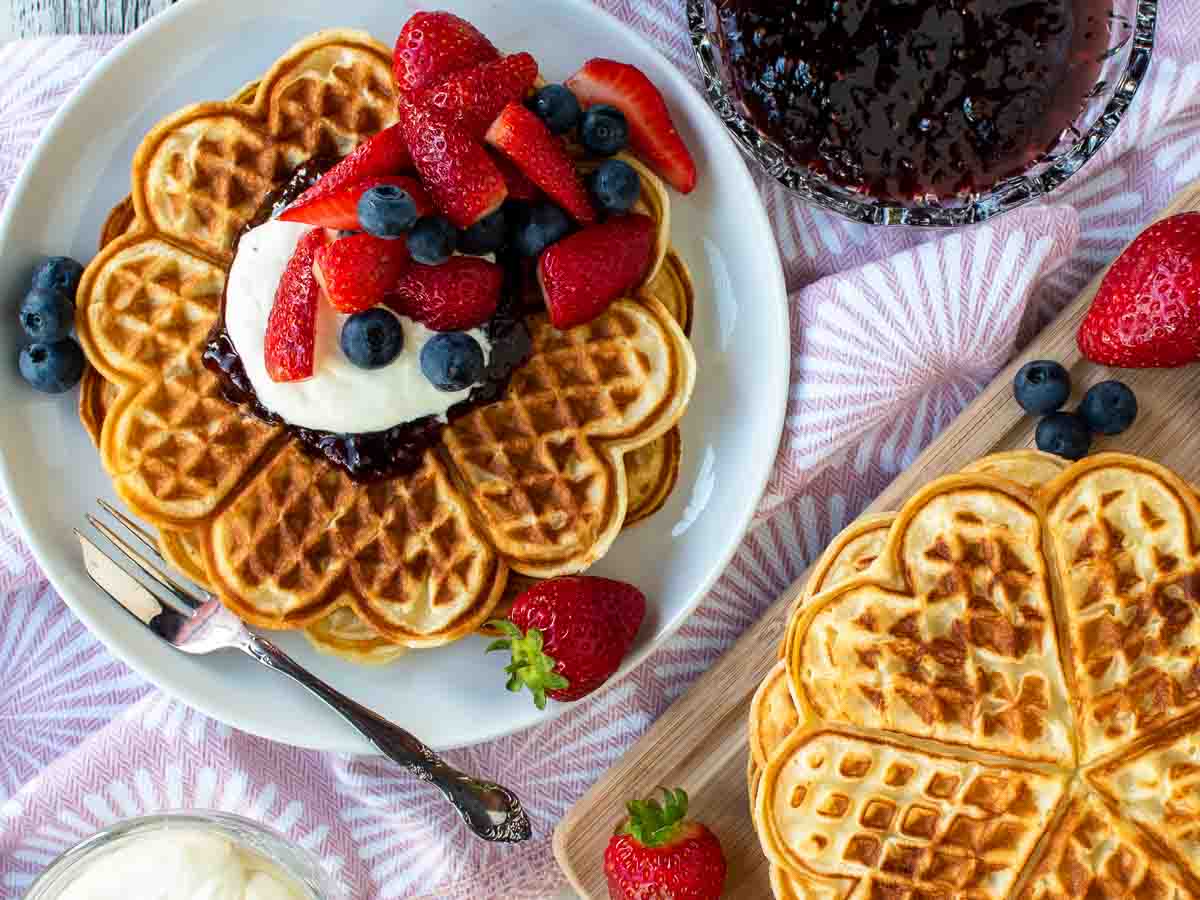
244,635,532,843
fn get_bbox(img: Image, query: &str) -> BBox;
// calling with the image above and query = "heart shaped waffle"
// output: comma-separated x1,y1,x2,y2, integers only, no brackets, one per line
754,452,1200,899
787,472,1076,765
75,31,695,650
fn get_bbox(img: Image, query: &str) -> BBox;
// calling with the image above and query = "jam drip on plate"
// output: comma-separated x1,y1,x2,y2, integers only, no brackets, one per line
204,157,532,483
716,0,1110,200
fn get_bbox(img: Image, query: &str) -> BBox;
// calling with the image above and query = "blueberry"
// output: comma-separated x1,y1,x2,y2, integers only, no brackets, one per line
511,203,571,257
531,84,582,135
1013,360,1070,415
1080,380,1138,435
579,105,629,156
459,209,507,256
19,339,85,393
357,185,419,238
407,216,458,265
340,308,404,369
1036,412,1092,461
19,287,73,342
421,332,485,392
588,159,640,214
31,257,84,300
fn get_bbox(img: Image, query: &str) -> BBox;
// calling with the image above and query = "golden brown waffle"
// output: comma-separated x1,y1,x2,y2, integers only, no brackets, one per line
756,728,1068,900
752,451,1200,899
788,472,1074,765
202,442,506,643
303,604,408,665
1042,455,1200,762
75,31,696,653
443,298,694,578
1017,783,1197,900
1088,714,1200,889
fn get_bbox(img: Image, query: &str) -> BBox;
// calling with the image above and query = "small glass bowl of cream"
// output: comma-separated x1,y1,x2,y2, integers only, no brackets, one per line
24,811,335,900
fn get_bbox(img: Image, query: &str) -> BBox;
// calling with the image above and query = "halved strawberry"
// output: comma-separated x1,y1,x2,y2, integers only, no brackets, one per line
566,59,697,194
265,229,328,382
388,257,503,331
419,52,539,137
489,150,540,202
401,101,508,229
537,214,655,330
485,103,595,224
279,174,431,231
284,123,412,218
392,11,499,96
314,233,411,315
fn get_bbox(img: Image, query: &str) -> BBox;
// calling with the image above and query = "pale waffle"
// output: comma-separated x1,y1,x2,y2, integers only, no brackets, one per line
75,30,696,653
750,451,1200,899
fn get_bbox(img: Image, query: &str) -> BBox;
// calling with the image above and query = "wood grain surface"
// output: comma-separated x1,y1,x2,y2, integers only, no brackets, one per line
553,182,1200,898
8,0,171,37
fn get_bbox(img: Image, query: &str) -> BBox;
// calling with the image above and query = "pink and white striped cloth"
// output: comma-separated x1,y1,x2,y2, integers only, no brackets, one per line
4,1,1200,897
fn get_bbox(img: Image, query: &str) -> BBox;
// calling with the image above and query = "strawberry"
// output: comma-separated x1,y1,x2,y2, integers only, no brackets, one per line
392,11,499,96
279,174,431,231
485,103,596,224
566,59,698,194
283,123,412,217
489,150,540,202
401,101,508,228
537,214,655,329
418,52,539,138
388,257,502,331
604,788,727,900
486,575,645,708
314,233,411,315
1079,213,1200,368
264,229,328,382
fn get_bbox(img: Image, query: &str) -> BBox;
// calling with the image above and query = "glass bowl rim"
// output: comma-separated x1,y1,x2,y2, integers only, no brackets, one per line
686,0,1159,227
23,809,332,899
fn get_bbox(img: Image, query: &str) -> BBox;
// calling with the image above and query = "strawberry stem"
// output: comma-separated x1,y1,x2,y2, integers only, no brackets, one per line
484,619,570,710
619,787,689,847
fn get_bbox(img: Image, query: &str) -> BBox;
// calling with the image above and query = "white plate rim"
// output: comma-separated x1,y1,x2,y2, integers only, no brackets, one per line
0,0,790,752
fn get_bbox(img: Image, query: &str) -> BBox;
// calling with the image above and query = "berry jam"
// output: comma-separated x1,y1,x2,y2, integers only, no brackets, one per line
203,157,532,483
716,0,1110,200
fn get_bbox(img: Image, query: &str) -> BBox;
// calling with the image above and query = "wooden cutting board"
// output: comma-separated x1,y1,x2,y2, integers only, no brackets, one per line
553,180,1200,898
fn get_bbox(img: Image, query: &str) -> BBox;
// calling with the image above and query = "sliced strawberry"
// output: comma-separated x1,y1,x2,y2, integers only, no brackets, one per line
265,229,328,382
489,150,541,202
392,11,499,96
566,59,697,194
537,214,655,330
314,233,411,315
401,101,508,228
388,257,503,331
485,103,595,224
279,174,431,231
419,52,539,138
284,124,412,219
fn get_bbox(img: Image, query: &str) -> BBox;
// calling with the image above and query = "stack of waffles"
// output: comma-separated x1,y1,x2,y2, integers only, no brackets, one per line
74,30,696,664
749,449,1200,899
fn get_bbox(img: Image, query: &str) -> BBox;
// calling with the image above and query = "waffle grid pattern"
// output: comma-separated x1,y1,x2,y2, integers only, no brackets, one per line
754,454,1200,900
75,31,695,648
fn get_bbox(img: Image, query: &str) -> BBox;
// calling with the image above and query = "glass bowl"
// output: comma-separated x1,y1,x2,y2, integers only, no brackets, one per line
687,0,1157,226
23,811,337,900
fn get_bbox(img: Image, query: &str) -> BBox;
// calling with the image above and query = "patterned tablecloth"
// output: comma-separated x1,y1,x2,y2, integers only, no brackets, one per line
3,1,1200,897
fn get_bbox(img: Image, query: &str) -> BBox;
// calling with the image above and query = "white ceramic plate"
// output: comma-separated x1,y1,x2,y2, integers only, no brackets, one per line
0,0,789,752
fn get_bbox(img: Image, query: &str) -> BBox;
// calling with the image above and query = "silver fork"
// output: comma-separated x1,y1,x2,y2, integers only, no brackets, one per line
76,500,531,844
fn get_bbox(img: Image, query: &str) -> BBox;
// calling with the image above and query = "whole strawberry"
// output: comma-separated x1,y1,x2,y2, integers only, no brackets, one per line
486,576,645,708
1079,212,1200,368
604,788,727,900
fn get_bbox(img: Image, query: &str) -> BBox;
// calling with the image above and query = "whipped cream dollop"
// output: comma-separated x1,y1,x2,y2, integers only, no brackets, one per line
225,219,492,434
55,829,307,900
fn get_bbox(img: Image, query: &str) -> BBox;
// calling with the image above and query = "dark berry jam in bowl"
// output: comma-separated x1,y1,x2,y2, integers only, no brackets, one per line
688,0,1156,226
